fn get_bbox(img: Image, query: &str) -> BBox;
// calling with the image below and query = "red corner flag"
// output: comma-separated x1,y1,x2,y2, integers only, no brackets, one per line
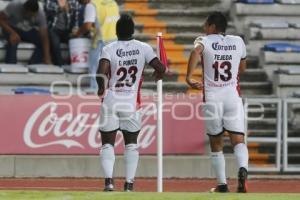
157,34,169,73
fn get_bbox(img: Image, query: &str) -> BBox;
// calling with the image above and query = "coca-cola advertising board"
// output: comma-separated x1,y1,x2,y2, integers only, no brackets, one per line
0,94,205,155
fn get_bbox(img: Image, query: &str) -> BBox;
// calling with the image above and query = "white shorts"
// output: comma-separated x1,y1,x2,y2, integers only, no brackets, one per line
99,104,141,133
202,88,245,136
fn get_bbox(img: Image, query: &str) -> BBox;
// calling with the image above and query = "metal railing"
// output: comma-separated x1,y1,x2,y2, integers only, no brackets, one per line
244,98,282,172
283,98,300,172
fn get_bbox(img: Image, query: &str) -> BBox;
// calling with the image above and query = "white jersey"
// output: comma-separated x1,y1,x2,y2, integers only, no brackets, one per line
194,34,246,94
100,39,156,111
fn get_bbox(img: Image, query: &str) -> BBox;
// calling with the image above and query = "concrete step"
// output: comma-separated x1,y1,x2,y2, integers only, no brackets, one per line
248,118,277,129
247,106,277,118
233,3,300,16
248,129,278,137
240,81,273,95
240,69,268,82
0,73,89,86
246,56,260,69
247,27,300,40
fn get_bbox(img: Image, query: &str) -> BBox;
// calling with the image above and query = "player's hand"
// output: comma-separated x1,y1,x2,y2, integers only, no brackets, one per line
152,71,164,81
9,32,21,45
97,88,104,97
186,78,203,90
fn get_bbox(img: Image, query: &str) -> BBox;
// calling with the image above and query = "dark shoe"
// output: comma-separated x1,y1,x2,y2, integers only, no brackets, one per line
124,182,134,192
237,167,248,193
103,178,114,192
210,184,229,193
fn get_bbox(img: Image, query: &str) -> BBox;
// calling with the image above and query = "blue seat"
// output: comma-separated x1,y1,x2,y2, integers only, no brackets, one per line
238,0,275,3
13,87,51,94
264,43,300,52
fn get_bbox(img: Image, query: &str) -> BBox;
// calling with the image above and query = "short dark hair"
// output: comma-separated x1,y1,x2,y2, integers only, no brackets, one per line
23,0,39,13
116,13,134,40
206,12,227,33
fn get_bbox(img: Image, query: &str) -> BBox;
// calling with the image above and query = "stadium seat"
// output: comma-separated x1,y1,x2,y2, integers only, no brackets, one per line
237,0,275,4
0,63,28,73
250,20,289,28
28,64,64,74
275,66,300,75
13,87,51,94
277,0,300,4
264,43,300,52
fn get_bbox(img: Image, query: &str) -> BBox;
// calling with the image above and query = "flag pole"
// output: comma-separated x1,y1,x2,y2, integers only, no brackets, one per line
156,32,163,192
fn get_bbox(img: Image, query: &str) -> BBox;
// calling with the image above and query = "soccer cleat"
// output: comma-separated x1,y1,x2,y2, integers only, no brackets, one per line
124,182,134,192
103,178,114,192
237,167,248,193
210,184,229,193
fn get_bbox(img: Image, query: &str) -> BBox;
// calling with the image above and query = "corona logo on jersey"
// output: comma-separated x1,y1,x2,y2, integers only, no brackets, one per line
116,48,140,58
212,42,236,51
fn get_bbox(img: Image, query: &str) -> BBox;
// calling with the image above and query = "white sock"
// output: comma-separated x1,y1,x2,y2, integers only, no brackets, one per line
211,151,227,185
100,144,115,178
124,143,139,183
234,143,249,171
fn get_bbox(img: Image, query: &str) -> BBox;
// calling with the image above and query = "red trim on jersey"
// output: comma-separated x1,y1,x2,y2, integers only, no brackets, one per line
201,55,205,102
102,64,112,103
236,75,241,97
136,76,143,110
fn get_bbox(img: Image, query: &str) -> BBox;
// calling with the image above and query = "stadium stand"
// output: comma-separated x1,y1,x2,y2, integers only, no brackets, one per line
231,0,300,171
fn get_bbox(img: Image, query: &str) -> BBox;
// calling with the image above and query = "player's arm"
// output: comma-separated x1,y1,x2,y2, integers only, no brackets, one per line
186,44,203,90
239,37,247,74
239,58,247,74
96,58,110,97
149,57,166,81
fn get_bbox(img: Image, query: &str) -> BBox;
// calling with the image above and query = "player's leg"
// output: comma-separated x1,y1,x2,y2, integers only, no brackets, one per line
120,110,141,192
224,96,249,193
228,133,248,193
203,100,229,192
122,130,139,192
100,130,118,191
208,134,229,192
99,104,119,191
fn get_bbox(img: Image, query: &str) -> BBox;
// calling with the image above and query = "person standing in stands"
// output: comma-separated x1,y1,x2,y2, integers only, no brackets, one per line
75,0,119,89
0,0,51,64
44,0,82,66
186,12,249,193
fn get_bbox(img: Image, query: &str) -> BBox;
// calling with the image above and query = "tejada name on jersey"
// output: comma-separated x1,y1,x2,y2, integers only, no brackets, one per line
116,48,140,58
212,42,236,51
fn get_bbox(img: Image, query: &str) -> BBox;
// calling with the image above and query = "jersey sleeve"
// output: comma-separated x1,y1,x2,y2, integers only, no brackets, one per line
144,43,157,63
83,3,96,23
194,36,205,49
239,37,247,60
100,46,111,61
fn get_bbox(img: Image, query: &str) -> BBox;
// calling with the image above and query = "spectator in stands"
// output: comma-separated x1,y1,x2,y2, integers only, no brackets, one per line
44,0,82,66
74,0,119,89
186,12,249,193
0,0,51,64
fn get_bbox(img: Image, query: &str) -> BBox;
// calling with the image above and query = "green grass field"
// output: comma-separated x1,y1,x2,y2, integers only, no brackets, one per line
0,191,300,200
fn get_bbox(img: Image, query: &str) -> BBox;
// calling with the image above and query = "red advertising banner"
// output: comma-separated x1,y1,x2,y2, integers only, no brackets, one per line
0,94,205,155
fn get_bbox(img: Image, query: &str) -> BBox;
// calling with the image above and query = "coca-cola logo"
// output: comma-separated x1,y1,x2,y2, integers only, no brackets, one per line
23,102,156,150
